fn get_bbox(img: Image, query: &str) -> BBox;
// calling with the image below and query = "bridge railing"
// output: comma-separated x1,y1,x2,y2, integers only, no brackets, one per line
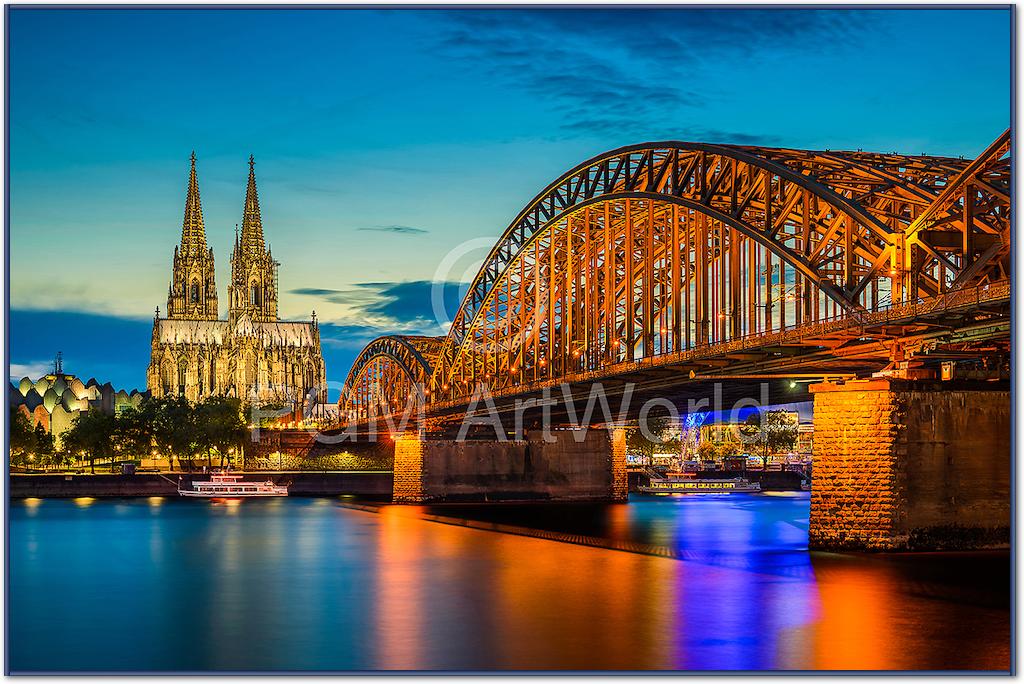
419,280,1009,412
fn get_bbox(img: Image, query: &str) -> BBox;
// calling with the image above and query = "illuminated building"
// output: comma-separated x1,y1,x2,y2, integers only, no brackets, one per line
9,354,146,448
146,154,326,407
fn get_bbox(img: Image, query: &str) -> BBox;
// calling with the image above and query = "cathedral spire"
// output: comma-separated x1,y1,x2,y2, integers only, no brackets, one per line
240,155,265,253
229,156,278,324
180,151,207,256
165,151,218,320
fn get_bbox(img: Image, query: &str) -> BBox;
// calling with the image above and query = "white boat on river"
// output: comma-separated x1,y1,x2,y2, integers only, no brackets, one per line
638,476,761,495
178,472,288,498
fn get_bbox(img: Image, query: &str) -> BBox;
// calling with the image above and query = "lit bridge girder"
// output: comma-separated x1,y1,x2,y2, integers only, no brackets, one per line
340,131,1010,423
339,335,439,425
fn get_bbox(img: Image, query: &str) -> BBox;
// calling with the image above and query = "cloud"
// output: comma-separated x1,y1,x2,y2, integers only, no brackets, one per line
292,279,466,340
9,360,54,381
357,224,428,235
317,322,390,351
430,8,868,141
362,280,467,325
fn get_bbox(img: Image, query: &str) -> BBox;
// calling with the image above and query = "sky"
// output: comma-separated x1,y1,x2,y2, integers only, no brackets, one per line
8,7,1011,392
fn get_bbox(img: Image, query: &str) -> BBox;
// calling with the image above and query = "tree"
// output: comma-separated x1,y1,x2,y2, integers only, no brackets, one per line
626,412,673,465
696,440,718,462
739,410,798,469
151,396,202,471
33,424,55,469
9,410,34,467
718,441,741,459
116,405,156,461
45,447,69,471
62,410,115,474
199,397,248,469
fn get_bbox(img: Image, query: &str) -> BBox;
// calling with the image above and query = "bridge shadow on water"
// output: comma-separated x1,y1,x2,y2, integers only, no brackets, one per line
412,493,1008,600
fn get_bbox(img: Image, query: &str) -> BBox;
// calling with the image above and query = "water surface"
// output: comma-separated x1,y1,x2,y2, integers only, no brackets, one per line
9,494,1009,671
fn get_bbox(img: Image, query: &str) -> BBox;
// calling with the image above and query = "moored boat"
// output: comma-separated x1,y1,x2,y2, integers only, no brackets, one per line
178,472,288,497
638,476,761,494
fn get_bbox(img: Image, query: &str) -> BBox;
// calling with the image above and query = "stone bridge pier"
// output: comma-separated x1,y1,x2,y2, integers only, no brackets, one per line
809,378,1010,551
392,427,628,503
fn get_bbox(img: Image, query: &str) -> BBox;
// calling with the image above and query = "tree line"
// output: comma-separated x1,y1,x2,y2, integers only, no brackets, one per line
10,396,249,473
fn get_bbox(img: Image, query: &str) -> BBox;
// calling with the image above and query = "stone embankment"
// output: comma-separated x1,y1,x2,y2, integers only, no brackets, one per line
10,471,393,499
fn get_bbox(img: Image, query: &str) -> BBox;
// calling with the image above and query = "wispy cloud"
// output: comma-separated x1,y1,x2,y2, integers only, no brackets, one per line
431,8,868,141
9,360,54,381
357,224,428,235
291,279,465,340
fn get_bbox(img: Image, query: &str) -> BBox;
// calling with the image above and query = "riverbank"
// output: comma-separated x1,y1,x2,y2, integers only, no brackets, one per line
9,472,393,499
628,469,807,492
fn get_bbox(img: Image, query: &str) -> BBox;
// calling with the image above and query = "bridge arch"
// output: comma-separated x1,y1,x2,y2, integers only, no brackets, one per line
337,134,1008,409
427,138,1008,401
340,335,442,422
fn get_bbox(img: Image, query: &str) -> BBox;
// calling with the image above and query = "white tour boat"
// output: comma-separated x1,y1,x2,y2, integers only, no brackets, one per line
178,472,288,498
638,476,761,495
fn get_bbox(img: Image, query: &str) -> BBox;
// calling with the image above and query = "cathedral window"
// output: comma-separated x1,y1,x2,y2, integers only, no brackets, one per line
250,284,261,306
190,281,200,303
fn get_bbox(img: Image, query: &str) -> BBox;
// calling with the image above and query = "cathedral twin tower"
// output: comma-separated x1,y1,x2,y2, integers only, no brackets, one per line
147,154,326,408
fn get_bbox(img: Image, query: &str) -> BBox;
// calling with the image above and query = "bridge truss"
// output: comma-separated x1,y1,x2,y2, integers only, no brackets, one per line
340,131,1010,424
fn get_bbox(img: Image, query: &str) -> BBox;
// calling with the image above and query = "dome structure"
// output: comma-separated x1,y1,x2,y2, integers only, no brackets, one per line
22,388,43,412
13,367,151,449
42,388,60,412
69,377,87,399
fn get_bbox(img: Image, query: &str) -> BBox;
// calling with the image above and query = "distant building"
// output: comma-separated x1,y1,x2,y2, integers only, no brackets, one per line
9,355,147,449
146,154,326,408
695,403,813,464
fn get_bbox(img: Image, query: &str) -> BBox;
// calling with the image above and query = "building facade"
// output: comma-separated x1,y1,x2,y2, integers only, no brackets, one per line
10,355,147,450
147,154,326,408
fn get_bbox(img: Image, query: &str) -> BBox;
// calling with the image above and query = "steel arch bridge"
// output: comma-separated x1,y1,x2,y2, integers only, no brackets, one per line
340,131,1010,425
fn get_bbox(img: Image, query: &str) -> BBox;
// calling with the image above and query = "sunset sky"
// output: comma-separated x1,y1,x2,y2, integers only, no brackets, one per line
8,7,1010,391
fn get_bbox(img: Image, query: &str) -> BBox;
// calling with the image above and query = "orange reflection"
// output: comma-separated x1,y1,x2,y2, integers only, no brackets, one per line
811,562,894,670
807,556,1009,671
488,527,678,669
605,502,632,541
374,506,427,669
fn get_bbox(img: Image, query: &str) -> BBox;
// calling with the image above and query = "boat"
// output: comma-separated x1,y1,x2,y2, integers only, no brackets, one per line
178,472,288,497
638,476,761,494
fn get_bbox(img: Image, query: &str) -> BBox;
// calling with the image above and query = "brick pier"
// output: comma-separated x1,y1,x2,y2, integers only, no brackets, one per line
809,378,1010,551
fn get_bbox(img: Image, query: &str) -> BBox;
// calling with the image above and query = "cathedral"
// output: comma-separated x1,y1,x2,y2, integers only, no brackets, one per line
146,153,327,409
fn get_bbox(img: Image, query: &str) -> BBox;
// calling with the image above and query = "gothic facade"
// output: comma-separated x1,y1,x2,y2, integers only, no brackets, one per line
147,154,326,408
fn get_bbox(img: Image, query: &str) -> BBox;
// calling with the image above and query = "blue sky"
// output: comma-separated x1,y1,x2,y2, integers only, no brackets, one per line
8,7,1011,391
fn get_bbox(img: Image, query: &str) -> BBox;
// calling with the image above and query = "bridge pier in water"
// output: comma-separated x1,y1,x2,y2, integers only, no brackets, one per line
809,378,1010,551
393,428,628,503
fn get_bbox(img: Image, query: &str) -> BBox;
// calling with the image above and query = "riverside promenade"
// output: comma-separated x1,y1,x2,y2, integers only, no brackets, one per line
8,471,393,499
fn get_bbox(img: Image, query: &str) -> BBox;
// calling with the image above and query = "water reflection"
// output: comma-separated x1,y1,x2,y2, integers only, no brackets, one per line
9,495,1009,672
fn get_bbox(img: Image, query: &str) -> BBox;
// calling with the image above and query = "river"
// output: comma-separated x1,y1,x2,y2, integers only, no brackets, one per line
9,493,1010,672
